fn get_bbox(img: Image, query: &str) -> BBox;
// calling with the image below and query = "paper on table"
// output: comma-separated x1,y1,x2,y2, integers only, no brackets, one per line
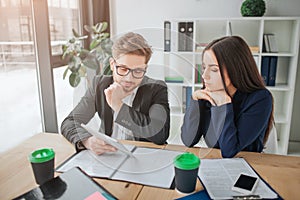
81,123,135,157
56,145,182,188
56,144,136,178
112,147,182,188
198,158,277,199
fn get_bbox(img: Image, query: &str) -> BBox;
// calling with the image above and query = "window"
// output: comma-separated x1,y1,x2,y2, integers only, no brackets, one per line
0,0,80,152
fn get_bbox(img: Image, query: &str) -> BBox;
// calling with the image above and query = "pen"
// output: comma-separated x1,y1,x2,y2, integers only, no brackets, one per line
232,195,261,200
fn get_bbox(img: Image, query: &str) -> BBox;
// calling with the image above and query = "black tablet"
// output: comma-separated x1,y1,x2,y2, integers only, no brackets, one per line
14,167,117,200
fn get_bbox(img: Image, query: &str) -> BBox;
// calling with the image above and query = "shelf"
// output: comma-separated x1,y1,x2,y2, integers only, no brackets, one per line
164,17,300,155
267,84,291,91
194,83,203,88
261,52,294,57
166,82,193,87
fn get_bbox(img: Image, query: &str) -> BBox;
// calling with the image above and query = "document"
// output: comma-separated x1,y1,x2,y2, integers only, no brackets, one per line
81,124,134,157
198,158,278,199
56,145,182,189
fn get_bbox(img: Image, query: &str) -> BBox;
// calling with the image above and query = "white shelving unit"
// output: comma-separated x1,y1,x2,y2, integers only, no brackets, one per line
164,17,300,155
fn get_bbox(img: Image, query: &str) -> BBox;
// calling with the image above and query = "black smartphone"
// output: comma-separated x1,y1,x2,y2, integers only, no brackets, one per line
232,173,259,194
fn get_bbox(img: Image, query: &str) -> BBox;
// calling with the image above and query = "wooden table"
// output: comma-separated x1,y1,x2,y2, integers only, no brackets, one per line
0,133,299,199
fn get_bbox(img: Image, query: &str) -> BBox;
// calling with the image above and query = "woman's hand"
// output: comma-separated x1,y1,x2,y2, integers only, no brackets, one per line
82,136,117,155
192,89,231,106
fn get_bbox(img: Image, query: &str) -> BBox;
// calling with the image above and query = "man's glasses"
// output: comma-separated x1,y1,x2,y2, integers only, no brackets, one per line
114,63,147,79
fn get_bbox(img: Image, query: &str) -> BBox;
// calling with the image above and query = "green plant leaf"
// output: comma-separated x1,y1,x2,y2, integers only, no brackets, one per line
72,29,88,40
78,66,87,77
95,23,103,33
63,67,69,79
72,29,80,37
62,44,68,52
100,22,108,32
69,38,76,43
69,72,81,87
68,56,81,72
82,54,99,70
62,51,68,60
79,49,90,59
63,21,113,87
102,63,112,75
100,38,113,53
90,39,101,50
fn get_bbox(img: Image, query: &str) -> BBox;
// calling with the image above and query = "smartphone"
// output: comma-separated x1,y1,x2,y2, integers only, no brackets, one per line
232,173,259,194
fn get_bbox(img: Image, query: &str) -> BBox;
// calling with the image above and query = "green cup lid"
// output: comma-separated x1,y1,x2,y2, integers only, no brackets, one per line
174,152,200,170
29,148,55,163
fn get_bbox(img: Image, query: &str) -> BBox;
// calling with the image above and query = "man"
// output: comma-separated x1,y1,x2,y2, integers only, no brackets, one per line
61,32,170,154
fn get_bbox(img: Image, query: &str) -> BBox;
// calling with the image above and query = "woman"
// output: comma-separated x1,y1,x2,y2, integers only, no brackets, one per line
181,36,274,158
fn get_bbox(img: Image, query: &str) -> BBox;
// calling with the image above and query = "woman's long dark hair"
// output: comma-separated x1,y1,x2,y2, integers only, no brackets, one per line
202,36,274,145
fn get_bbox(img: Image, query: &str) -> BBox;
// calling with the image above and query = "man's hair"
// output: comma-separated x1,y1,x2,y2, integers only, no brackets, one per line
112,32,153,64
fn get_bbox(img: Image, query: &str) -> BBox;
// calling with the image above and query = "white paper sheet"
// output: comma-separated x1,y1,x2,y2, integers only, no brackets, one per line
198,158,278,199
112,147,182,188
57,145,182,188
56,144,135,178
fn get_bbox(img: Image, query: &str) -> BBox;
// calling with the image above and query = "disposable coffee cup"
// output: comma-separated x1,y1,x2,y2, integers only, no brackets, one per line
29,148,55,185
174,152,200,194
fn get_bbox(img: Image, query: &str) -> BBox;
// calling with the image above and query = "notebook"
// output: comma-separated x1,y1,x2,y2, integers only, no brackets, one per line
14,167,117,200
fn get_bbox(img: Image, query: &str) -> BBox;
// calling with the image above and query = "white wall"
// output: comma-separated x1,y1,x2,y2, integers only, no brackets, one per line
110,0,300,140
110,0,300,35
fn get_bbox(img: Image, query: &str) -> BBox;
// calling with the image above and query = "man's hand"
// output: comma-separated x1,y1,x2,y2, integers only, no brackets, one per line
82,136,117,155
192,89,231,106
104,82,132,112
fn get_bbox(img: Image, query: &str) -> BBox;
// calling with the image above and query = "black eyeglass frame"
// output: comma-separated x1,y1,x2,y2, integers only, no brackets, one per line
113,61,147,79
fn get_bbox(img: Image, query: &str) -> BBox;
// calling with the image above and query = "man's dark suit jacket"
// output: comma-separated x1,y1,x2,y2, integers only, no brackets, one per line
61,75,170,148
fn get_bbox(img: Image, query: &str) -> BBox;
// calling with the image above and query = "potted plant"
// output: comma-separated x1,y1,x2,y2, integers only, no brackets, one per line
62,22,113,87
241,0,266,17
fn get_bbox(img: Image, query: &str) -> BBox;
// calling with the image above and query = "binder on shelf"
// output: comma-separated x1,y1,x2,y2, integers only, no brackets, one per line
260,56,278,86
263,33,278,53
263,34,270,52
194,64,202,84
182,86,192,113
178,22,187,51
268,56,278,86
164,21,171,52
186,22,194,51
182,86,186,112
186,86,192,109
261,56,270,85
268,34,278,53
178,22,194,51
